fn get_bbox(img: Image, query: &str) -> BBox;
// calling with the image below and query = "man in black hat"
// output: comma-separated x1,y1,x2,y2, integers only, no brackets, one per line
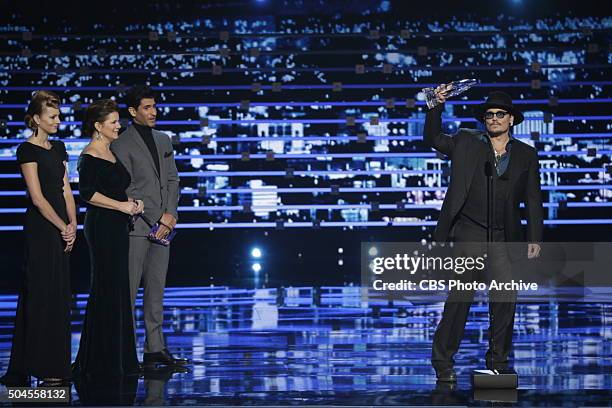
424,87,543,382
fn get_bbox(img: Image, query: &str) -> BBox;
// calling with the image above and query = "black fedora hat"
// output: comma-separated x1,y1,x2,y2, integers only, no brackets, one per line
473,91,524,126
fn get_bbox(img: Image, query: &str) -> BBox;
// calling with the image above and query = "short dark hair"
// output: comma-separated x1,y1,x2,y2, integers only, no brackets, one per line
83,99,119,137
24,90,61,130
124,85,156,111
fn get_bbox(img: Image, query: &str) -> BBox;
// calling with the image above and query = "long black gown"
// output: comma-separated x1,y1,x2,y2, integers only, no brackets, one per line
73,154,139,378
2,140,72,383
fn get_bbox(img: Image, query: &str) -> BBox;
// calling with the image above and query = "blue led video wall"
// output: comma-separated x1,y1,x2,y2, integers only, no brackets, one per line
0,12,610,233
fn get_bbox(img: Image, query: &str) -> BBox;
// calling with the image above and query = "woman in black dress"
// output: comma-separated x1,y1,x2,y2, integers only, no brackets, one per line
73,99,143,378
1,91,77,386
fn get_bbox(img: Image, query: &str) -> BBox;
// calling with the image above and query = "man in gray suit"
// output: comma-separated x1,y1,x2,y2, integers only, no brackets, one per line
112,85,188,368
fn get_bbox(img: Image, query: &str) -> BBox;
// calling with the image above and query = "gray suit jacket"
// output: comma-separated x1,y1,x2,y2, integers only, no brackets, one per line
111,125,180,237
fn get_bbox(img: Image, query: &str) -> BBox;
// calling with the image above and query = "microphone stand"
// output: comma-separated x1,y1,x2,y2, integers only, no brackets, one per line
472,156,518,390
484,160,495,374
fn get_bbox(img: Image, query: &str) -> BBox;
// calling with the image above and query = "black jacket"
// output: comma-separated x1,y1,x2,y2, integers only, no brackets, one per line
424,104,543,244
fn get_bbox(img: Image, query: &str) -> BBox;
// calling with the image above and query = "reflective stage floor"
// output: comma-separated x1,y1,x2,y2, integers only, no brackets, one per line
1,286,611,406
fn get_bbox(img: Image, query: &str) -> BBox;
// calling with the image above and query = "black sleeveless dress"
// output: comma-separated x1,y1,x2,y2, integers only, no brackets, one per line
2,140,72,382
73,154,139,378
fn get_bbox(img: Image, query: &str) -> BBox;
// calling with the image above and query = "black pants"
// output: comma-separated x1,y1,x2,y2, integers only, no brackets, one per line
431,216,517,371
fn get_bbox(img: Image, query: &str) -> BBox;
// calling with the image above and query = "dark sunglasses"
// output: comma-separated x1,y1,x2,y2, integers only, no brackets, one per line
484,111,510,120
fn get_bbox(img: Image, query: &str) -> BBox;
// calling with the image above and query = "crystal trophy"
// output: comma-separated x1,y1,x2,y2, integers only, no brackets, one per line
422,78,480,109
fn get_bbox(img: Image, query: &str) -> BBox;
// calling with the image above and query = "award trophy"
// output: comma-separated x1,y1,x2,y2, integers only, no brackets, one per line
421,78,480,109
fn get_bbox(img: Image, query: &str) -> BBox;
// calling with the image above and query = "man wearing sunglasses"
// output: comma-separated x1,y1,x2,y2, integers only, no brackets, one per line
424,89,543,382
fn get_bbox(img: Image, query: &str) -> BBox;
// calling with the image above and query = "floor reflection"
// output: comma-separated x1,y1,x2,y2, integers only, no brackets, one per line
0,286,610,406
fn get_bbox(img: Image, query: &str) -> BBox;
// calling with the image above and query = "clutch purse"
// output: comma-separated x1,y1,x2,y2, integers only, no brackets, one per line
148,223,177,246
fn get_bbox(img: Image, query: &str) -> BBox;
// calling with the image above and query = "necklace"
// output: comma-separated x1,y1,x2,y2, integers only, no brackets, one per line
489,143,505,174
494,153,502,170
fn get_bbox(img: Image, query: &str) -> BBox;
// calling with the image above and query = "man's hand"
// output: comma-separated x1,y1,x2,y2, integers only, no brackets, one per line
527,243,541,259
156,213,176,240
155,223,171,240
159,213,177,229
434,83,452,104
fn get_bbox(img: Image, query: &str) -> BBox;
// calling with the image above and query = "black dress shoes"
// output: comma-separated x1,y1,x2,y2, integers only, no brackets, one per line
39,378,70,387
486,363,511,372
143,348,190,368
144,365,190,380
0,373,31,387
436,368,457,382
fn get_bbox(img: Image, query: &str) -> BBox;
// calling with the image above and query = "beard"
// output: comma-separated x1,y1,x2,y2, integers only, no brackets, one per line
487,125,509,138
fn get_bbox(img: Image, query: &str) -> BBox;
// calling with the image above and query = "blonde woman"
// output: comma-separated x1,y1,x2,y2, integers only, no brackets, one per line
1,91,76,386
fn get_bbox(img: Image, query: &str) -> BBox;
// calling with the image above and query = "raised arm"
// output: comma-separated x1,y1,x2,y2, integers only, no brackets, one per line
424,103,457,157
